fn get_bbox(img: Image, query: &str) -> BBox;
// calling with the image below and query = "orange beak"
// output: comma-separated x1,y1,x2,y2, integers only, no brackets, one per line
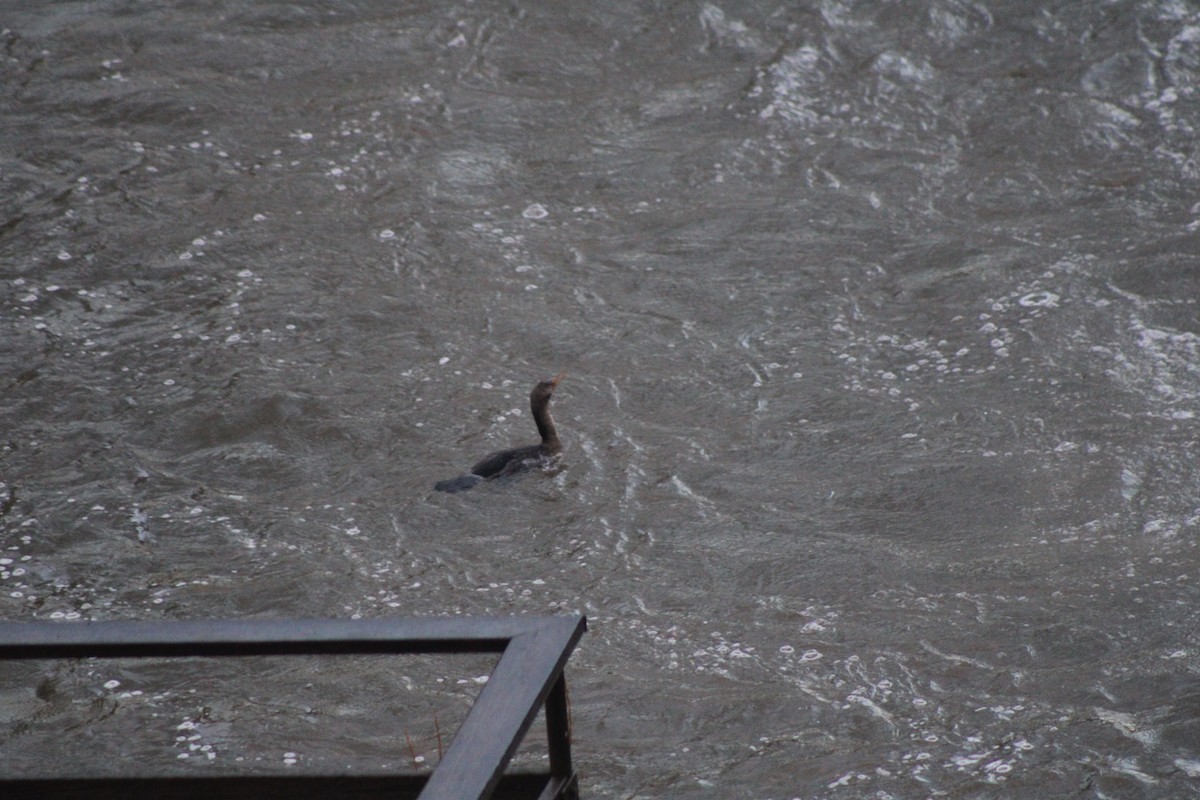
550,371,566,387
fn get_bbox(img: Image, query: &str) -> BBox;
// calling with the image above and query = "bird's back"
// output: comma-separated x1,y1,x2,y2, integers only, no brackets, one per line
470,444,543,478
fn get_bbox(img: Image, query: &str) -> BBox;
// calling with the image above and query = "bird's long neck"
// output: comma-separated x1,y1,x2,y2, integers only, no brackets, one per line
532,394,558,446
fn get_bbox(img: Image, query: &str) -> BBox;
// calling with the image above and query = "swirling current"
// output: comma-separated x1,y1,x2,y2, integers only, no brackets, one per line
2,2,1200,797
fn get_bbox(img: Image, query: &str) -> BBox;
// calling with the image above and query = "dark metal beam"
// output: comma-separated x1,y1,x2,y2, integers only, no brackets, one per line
0,616,567,658
0,772,561,800
0,615,586,800
545,674,575,787
421,617,585,798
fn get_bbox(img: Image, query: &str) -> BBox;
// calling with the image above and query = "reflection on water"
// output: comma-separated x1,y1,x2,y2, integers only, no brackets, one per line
0,653,496,776
2,1,1200,797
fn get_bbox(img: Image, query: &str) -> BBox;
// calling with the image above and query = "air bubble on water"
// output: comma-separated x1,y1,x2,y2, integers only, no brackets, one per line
522,203,549,220
1017,290,1059,308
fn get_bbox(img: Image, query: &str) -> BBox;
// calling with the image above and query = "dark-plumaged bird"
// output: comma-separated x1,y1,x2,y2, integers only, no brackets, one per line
434,373,565,493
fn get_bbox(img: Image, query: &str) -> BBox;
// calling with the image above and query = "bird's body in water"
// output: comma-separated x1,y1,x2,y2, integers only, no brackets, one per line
435,373,564,493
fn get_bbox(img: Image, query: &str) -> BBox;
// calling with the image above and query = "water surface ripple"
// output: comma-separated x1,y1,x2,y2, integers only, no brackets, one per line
2,2,1200,797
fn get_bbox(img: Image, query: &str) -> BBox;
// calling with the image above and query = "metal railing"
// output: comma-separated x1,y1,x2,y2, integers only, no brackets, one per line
0,615,586,799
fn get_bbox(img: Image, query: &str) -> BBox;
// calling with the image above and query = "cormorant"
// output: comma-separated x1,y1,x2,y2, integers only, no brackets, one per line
434,373,565,493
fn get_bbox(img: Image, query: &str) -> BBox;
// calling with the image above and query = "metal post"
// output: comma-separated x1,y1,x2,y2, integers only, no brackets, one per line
544,672,578,799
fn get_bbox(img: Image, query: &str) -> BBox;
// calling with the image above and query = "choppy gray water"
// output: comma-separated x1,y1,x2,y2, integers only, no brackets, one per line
3,1,1200,797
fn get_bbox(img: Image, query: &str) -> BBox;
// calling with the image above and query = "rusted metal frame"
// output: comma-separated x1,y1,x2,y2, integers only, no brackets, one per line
0,615,586,800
